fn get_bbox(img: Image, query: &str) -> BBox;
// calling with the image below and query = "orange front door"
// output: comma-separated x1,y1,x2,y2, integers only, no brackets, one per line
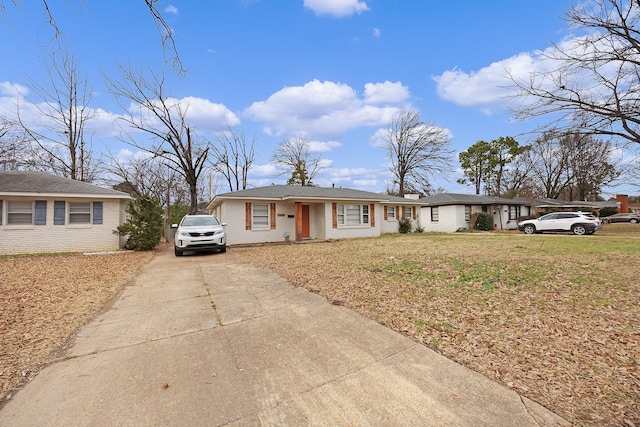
302,205,310,238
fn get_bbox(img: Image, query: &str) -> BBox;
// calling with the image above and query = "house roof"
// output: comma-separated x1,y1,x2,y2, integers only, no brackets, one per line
0,171,132,199
418,193,532,206
208,185,424,208
534,198,617,209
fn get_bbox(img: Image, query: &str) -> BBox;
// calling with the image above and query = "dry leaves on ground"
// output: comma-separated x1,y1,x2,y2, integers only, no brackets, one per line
0,250,153,402
238,233,640,427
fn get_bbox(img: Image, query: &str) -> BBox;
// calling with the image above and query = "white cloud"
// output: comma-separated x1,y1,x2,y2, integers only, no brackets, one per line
136,96,240,132
308,139,342,153
165,5,178,14
364,81,409,104
433,34,631,114
245,79,408,138
372,27,381,38
303,0,369,17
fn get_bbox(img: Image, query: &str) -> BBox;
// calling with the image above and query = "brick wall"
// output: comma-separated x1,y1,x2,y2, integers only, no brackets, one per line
0,198,126,255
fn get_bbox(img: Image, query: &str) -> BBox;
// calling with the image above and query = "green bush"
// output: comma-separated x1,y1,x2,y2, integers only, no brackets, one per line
398,217,412,233
599,207,618,217
474,212,494,231
114,196,163,250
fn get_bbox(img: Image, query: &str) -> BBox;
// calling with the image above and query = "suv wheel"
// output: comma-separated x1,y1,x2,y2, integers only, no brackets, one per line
572,224,587,235
522,224,536,234
631,218,638,224
219,246,226,253
174,247,183,257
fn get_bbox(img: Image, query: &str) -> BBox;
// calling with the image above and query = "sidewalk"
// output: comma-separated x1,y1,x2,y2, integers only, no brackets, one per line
0,248,569,426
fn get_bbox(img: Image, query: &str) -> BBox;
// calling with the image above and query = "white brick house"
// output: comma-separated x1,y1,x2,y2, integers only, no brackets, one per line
418,193,534,232
0,171,132,255
207,185,422,246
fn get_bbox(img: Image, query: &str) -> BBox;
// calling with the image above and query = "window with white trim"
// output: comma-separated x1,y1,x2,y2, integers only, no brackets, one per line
252,204,269,227
7,201,33,225
387,206,396,220
404,206,413,219
337,204,369,225
69,202,91,224
431,206,439,222
465,205,471,222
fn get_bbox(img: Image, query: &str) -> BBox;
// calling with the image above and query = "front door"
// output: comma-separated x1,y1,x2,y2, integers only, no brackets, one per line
302,205,310,238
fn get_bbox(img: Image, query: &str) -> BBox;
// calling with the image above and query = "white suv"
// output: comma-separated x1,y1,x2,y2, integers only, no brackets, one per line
518,212,601,235
172,214,226,256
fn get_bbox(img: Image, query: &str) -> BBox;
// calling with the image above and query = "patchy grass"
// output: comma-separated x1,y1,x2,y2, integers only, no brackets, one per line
0,250,154,402
238,232,640,427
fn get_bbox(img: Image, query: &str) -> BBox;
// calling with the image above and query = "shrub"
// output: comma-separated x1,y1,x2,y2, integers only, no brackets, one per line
474,212,494,231
398,217,412,233
599,207,618,217
114,196,163,250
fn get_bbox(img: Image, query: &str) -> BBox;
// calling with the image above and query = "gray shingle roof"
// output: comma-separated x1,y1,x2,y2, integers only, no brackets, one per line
211,185,424,205
418,193,532,206
0,171,131,199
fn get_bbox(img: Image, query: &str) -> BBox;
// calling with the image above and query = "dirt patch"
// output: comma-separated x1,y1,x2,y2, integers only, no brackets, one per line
238,233,640,427
0,250,154,402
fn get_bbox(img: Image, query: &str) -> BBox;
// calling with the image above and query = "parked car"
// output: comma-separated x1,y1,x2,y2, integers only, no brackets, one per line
172,214,226,256
601,213,640,224
518,212,601,235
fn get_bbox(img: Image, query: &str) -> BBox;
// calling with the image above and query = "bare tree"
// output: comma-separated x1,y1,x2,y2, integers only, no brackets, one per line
384,109,454,197
271,135,322,186
106,64,209,214
211,126,256,192
16,52,99,181
512,0,640,145
0,118,28,169
523,130,619,200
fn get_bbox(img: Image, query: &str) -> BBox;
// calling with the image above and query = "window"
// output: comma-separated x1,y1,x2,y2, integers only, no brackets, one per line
508,206,521,220
7,201,34,225
387,206,396,220
404,206,413,219
54,201,66,225
69,202,91,224
431,206,439,222
465,206,471,222
337,204,369,225
252,204,269,227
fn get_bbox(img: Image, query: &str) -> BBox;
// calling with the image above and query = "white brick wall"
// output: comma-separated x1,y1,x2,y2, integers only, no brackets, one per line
0,198,127,255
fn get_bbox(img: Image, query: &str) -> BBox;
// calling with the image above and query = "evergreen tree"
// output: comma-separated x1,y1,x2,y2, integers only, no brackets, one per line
115,196,163,250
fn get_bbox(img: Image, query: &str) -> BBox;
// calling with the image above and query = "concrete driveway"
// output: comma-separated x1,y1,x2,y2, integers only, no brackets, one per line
0,248,569,426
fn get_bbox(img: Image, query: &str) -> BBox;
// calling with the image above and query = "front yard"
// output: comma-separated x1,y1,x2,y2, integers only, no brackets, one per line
238,226,640,427
0,225,638,426
0,250,154,404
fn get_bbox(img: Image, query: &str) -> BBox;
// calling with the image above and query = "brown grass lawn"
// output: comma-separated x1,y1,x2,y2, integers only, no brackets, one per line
0,225,638,426
238,224,640,427
0,250,154,404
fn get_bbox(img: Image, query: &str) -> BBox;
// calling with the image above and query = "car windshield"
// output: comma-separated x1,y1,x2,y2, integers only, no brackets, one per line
181,216,219,227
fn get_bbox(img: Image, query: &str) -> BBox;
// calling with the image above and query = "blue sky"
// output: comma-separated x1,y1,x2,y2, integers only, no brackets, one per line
1,0,632,197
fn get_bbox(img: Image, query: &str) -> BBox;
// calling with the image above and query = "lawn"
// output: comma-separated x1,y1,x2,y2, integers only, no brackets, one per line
238,225,640,427
0,250,154,404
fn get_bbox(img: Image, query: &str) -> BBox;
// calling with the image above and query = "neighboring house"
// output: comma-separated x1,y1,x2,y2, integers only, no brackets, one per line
533,198,617,213
206,185,423,245
419,193,534,232
0,171,132,255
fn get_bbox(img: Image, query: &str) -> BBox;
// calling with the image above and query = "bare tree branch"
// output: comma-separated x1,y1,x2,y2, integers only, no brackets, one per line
511,0,640,145
384,109,454,196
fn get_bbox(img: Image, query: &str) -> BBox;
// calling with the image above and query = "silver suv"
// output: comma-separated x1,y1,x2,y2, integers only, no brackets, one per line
172,214,226,256
518,212,601,235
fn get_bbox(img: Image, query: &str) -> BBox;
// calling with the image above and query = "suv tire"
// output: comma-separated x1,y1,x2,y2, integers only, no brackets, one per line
522,224,536,234
174,247,183,257
571,224,587,235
